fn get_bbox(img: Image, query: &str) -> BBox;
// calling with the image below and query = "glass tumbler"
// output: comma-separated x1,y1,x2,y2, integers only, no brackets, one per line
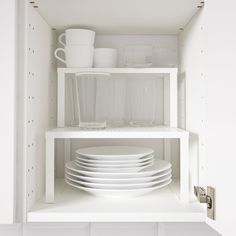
128,77,157,126
71,72,110,129
107,77,126,127
124,44,153,67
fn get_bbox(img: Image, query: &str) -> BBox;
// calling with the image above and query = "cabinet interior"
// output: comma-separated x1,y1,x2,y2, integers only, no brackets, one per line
21,0,205,222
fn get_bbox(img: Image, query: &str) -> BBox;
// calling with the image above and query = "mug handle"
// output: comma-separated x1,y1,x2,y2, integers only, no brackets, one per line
54,48,66,64
58,33,66,47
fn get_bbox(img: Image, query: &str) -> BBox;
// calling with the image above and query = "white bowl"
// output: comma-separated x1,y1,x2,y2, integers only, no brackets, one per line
94,48,117,68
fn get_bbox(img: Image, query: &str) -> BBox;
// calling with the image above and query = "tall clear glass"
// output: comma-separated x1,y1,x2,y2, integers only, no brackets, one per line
107,77,126,127
71,72,110,129
128,77,157,126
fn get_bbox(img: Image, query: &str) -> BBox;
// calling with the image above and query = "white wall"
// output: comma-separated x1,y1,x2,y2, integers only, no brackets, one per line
0,0,17,224
0,223,219,236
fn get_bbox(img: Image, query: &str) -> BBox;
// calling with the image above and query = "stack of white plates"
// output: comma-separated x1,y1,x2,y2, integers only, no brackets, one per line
65,146,172,197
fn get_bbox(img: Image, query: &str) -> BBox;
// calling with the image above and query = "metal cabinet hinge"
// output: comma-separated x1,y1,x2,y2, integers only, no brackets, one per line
194,186,215,220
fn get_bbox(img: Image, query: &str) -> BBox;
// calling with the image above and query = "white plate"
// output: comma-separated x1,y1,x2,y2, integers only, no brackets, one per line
74,160,154,173
65,173,171,189
74,157,154,168
65,168,172,184
76,146,154,160
65,178,172,197
76,153,154,164
66,159,171,178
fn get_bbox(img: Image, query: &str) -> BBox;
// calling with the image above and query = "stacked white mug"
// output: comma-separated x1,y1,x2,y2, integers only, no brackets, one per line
54,29,95,68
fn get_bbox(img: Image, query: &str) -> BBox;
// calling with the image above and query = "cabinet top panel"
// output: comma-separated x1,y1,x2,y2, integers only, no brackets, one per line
33,0,202,34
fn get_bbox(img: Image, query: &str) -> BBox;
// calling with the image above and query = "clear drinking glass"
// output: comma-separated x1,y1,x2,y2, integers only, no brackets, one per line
124,44,153,67
71,72,110,129
128,77,157,126
107,77,126,127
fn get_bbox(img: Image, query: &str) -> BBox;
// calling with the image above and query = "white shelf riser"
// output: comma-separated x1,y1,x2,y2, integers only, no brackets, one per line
45,127,189,203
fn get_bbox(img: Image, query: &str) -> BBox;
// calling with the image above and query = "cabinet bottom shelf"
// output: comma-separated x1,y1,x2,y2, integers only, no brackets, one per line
27,179,205,222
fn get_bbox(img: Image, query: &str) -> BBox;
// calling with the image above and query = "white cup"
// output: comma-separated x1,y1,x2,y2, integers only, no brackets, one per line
58,29,95,47
94,48,117,68
54,45,94,68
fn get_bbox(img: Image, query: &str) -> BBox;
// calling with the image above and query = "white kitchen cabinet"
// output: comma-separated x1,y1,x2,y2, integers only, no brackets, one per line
1,0,236,235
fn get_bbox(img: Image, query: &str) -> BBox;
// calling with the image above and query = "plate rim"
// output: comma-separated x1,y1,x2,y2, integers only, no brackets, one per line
74,157,154,168
75,154,154,164
66,160,172,177
76,146,154,159
65,173,172,188
65,168,172,183
65,178,172,193
73,161,154,172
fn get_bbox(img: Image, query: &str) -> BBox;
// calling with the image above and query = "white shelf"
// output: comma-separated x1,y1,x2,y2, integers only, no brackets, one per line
58,67,177,75
46,126,189,139
28,179,205,222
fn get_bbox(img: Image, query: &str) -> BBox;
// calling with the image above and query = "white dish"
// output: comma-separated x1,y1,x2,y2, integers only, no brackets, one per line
76,146,154,160
66,159,171,178
65,168,172,184
65,173,171,189
74,160,154,173
76,153,154,164
65,178,172,197
74,157,154,168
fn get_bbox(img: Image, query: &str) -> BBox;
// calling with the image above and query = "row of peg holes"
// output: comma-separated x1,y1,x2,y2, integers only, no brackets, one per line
27,21,37,199
27,143,34,148
27,165,35,197
29,23,35,30
29,47,35,54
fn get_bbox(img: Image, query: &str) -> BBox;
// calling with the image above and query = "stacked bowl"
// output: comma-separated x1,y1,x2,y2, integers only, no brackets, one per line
54,29,95,67
65,146,172,197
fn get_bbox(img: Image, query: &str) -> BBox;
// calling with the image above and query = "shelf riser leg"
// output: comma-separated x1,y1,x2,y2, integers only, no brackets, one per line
180,135,189,203
45,136,55,203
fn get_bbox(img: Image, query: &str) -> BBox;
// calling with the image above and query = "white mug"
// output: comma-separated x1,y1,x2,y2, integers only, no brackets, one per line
54,45,94,68
94,48,117,68
58,29,95,47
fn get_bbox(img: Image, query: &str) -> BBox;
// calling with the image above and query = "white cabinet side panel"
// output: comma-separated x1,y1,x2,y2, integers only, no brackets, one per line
202,0,236,235
180,1,236,235
179,10,205,197
26,5,57,211
0,0,16,224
